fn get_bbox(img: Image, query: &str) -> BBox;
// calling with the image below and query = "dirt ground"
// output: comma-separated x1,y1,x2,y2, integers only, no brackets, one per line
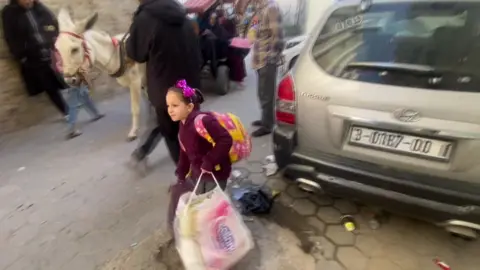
101,218,316,270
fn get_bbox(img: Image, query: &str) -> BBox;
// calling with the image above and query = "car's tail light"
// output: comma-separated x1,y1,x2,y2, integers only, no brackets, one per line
276,73,296,125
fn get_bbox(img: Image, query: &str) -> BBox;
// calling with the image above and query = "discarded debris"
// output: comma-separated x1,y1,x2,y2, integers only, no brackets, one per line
229,168,250,188
263,155,278,176
232,169,242,179
341,215,356,232
265,155,275,163
271,190,281,199
130,243,138,248
434,258,451,270
368,218,381,230
17,167,26,172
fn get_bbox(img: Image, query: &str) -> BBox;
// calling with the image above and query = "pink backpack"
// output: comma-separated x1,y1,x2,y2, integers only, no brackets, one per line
194,112,252,163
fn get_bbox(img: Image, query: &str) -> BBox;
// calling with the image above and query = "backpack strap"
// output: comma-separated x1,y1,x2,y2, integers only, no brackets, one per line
194,114,215,144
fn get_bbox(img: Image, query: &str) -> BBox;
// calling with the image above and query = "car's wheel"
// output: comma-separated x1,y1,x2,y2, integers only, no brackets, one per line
215,65,230,96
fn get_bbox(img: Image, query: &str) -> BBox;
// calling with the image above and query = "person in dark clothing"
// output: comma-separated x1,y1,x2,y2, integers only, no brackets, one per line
127,0,202,165
221,15,247,84
199,11,230,77
2,0,68,117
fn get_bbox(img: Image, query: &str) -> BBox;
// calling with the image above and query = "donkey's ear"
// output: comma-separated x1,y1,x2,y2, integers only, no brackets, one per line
75,12,98,33
58,7,75,30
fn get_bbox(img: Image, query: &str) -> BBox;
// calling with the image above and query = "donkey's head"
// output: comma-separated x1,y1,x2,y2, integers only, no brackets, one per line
55,7,98,76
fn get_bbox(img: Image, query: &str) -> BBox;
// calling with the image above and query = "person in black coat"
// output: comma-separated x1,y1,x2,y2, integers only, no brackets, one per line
127,0,202,165
2,0,68,117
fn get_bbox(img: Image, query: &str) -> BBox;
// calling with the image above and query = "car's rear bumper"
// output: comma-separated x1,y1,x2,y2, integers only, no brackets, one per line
273,125,480,225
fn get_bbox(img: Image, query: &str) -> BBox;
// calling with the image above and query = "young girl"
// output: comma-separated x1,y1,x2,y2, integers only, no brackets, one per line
166,79,233,193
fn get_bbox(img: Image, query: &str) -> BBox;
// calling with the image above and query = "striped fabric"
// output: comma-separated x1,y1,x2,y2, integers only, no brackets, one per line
251,0,285,70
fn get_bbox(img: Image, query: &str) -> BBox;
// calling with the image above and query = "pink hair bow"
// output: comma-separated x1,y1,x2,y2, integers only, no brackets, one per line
176,79,195,98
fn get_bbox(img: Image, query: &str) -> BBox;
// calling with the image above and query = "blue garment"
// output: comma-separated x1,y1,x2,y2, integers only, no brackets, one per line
197,8,215,33
66,86,100,130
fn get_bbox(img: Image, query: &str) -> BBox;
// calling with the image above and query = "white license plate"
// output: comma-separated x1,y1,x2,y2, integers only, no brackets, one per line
348,126,454,161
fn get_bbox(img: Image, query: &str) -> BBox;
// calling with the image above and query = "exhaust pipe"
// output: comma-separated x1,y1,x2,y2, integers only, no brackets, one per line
438,220,480,240
295,178,323,193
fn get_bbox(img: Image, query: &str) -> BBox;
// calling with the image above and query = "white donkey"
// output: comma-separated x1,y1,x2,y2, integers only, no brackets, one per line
55,8,146,141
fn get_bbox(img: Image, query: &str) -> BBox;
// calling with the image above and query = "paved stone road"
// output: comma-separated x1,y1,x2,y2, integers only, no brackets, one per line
1,66,479,270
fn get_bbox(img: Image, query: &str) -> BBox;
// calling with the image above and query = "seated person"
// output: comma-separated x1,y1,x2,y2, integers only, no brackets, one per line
199,11,230,75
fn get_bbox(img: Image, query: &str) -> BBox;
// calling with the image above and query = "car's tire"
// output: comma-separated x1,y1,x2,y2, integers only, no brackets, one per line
215,65,230,96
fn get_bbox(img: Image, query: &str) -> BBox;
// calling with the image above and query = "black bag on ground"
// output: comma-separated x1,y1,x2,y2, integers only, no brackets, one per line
234,185,274,216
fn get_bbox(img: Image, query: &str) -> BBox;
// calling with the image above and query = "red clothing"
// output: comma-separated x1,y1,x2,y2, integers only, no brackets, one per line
176,110,233,182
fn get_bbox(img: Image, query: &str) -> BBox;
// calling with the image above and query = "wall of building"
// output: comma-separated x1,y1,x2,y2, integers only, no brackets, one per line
0,0,137,135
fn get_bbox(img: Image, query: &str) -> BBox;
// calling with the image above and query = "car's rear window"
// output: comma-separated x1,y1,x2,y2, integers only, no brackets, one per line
311,1,480,92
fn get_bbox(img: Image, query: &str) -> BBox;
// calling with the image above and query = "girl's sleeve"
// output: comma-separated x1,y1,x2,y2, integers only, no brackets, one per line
176,148,190,181
201,115,233,172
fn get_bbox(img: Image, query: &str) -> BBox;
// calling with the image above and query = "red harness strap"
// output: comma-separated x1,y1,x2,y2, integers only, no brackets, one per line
58,31,120,68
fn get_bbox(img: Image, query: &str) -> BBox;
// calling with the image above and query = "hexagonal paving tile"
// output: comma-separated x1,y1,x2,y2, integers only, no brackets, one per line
316,258,345,270
366,258,402,270
306,217,325,234
278,192,294,207
354,235,384,258
308,236,336,260
265,178,288,192
383,244,420,270
337,247,368,270
372,224,405,246
309,194,334,206
317,207,342,224
333,199,359,214
292,199,317,216
325,225,356,246
286,185,310,199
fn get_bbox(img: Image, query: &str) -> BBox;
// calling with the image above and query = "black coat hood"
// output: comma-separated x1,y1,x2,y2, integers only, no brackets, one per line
139,0,187,26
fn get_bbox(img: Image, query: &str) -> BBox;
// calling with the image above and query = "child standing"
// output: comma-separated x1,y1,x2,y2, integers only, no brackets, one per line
64,69,104,139
166,80,232,193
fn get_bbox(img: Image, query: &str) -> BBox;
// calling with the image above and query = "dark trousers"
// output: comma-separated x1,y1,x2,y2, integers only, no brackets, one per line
257,63,278,129
135,105,180,163
197,178,227,194
21,62,68,115
45,84,68,115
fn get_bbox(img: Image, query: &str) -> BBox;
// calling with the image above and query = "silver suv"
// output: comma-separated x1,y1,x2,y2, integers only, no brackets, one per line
273,0,480,238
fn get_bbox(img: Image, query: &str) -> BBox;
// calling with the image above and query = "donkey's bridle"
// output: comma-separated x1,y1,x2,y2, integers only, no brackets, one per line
59,31,93,72
59,31,127,78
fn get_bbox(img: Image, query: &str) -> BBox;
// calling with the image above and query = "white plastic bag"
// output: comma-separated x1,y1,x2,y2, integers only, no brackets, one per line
174,172,254,270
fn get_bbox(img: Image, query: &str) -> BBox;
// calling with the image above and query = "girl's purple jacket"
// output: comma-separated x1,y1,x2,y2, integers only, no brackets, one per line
177,110,233,182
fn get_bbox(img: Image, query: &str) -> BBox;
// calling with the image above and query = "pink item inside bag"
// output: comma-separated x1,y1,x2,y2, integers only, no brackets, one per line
230,38,251,49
